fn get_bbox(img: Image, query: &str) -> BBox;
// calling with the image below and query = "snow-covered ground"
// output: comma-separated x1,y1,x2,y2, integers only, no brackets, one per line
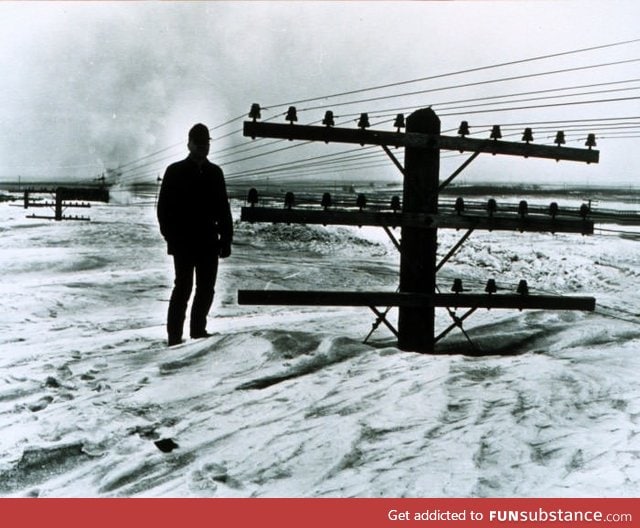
1,194,640,497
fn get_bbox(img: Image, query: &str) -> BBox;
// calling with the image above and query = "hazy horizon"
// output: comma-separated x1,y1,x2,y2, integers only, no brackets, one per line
1,1,639,188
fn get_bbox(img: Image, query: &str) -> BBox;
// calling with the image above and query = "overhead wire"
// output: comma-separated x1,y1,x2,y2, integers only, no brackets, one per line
266,37,640,108
296,58,640,113
6,38,638,187
114,111,302,185
439,95,640,117
219,97,640,177
114,39,640,181
233,159,394,183
332,77,640,121
220,110,637,182
432,85,640,114
226,145,379,175
225,149,385,181
115,142,183,171
125,105,638,186
597,134,640,140
471,115,640,128
111,111,256,183
113,39,640,188
217,114,370,169
222,122,618,185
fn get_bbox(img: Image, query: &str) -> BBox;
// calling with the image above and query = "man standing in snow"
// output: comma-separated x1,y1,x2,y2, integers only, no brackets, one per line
157,123,233,346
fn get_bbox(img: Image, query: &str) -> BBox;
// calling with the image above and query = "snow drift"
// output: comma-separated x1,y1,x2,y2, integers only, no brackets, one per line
1,195,639,497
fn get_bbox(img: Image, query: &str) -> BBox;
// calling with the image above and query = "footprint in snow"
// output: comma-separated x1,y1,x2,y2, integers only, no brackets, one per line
27,395,54,412
191,462,243,491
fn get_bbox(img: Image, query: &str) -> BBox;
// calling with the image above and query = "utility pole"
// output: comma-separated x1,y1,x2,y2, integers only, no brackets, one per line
398,108,440,352
24,187,95,221
238,105,599,354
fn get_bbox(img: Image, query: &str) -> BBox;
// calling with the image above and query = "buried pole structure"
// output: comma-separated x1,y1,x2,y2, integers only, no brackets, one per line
239,105,599,355
398,108,440,353
24,186,101,221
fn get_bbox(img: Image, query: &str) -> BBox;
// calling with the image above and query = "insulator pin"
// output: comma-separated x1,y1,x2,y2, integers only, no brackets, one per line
284,192,295,209
248,103,261,121
247,188,259,206
393,114,406,131
358,113,370,129
518,200,528,218
580,203,590,219
487,198,498,217
285,106,298,123
517,280,529,296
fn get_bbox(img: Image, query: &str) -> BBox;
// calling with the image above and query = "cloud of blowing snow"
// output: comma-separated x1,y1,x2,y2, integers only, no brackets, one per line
0,3,241,181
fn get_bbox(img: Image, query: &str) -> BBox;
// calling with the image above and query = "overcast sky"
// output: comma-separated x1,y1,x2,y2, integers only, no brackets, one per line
1,1,639,187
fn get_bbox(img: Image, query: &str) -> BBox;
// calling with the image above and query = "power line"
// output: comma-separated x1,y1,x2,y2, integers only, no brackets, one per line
211,73,638,178
119,109,639,185
297,58,640,113
228,143,485,182
439,95,640,117
221,114,640,176
210,112,250,131
433,85,640,113
114,60,640,184
217,137,300,163
112,113,252,179
266,37,640,109
113,50,640,183
218,115,366,168
219,110,624,172
225,148,384,180
471,115,640,128
117,150,181,181
229,159,394,183
599,134,640,140
115,143,182,171
219,109,633,175
224,145,379,176
335,78,640,121
221,140,315,167
499,123,640,132
216,113,337,160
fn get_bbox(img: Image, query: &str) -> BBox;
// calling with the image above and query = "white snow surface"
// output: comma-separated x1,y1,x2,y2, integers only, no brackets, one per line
1,197,640,497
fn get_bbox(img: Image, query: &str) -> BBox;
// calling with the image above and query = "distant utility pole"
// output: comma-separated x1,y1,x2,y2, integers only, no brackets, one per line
23,187,104,222
238,105,598,354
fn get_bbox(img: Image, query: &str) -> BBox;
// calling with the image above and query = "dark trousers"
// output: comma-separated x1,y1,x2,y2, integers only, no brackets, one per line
167,252,219,342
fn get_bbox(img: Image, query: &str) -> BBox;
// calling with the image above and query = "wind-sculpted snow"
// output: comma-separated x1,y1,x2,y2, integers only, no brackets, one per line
236,335,368,390
1,198,640,497
237,221,390,258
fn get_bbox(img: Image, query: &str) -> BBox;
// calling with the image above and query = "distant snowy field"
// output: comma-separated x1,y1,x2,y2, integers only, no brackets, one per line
1,194,640,497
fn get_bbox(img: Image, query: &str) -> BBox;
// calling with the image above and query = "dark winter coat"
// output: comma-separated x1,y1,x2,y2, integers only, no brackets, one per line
157,156,233,256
